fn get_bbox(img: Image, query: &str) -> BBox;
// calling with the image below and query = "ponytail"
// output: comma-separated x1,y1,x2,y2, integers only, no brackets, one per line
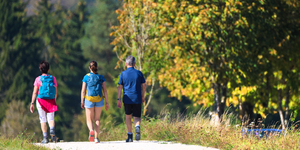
89,61,98,72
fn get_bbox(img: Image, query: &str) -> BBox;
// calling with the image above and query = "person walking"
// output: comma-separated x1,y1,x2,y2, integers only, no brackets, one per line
81,61,109,143
117,55,146,142
30,61,58,144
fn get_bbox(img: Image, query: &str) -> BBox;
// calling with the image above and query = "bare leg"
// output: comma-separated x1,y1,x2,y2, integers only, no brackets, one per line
49,120,55,127
134,117,141,140
94,107,103,138
41,122,47,133
86,107,95,131
134,117,141,126
126,115,132,133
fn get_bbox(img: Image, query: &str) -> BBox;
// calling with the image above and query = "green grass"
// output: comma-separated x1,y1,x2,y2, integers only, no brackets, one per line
0,133,49,150
98,111,300,150
2,110,300,150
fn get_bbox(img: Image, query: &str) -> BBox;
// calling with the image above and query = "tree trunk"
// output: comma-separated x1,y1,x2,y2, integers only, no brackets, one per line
143,78,155,115
220,83,227,118
211,83,221,126
285,86,290,127
278,89,286,130
261,74,270,107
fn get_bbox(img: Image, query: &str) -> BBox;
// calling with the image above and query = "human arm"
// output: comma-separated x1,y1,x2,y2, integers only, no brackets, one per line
81,82,86,109
142,83,146,103
30,86,38,113
117,84,123,108
102,82,109,111
53,76,58,101
55,86,57,101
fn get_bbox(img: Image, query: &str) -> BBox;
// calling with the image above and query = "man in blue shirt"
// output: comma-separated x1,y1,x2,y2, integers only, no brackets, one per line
118,55,146,142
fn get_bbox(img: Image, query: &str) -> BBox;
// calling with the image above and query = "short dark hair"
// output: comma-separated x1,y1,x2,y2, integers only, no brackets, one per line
39,61,49,74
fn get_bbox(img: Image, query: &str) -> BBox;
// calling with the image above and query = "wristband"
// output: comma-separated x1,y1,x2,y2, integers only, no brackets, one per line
117,98,120,100
31,103,34,105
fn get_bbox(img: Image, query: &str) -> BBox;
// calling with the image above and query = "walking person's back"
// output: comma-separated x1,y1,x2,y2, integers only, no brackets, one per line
81,61,109,143
117,55,146,142
119,66,145,104
30,61,58,144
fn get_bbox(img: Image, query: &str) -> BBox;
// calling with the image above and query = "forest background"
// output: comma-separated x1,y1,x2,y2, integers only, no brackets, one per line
1,0,300,142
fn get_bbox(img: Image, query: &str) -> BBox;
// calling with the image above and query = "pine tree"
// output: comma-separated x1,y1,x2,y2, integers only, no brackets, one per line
52,0,88,141
81,0,121,85
32,0,88,140
0,0,40,123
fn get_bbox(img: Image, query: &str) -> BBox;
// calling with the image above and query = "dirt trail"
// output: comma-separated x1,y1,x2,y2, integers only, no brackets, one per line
35,141,219,150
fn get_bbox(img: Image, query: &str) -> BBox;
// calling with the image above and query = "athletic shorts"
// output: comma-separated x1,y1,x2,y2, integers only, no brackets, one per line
124,103,142,117
84,99,104,108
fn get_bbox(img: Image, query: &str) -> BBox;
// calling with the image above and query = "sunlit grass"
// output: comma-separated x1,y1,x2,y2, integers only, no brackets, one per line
0,133,49,150
98,110,300,150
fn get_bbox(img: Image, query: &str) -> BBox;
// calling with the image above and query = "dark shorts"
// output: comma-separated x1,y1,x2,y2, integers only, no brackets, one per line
124,103,142,117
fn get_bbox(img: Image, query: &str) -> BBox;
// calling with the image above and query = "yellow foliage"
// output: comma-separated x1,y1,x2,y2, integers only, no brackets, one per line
232,86,257,96
158,54,213,106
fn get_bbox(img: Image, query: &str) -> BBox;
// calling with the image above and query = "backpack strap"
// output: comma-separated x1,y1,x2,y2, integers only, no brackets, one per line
85,73,91,97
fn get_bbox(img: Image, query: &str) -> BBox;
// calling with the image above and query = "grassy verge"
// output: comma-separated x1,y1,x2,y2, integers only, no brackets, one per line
98,111,300,150
0,134,49,150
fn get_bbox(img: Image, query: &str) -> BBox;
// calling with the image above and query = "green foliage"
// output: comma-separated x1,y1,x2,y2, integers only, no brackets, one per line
81,0,121,85
2,0,300,143
111,0,300,129
0,100,40,139
29,0,88,140
0,0,41,123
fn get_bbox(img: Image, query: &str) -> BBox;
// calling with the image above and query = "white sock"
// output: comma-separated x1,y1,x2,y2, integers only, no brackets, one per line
135,125,140,128
128,132,133,135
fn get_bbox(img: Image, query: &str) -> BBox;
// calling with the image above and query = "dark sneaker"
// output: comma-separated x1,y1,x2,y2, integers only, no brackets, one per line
126,134,133,142
94,138,100,143
41,137,49,144
89,130,94,142
50,129,55,136
50,135,57,143
135,126,140,141
50,129,56,143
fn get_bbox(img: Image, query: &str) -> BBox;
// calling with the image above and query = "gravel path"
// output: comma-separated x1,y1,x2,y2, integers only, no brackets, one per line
35,141,219,150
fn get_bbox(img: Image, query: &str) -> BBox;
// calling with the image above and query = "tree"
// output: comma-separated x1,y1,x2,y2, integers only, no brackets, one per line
81,0,121,84
0,0,40,123
145,0,300,128
1,100,40,138
154,0,249,124
111,0,164,115
31,0,88,139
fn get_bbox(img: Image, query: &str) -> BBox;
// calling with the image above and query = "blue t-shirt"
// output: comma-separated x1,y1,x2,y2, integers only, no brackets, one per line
82,72,106,98
118,67,146,104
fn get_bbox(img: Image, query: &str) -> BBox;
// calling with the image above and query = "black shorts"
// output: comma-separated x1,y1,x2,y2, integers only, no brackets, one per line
124,103,142,117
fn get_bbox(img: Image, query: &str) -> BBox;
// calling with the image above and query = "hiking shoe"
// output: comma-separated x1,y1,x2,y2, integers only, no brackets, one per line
50,129,56,143
126,134,133,142
135,126,140,141
50,129,55,136
89,130,94,142
94,138,100,143
41,137,49,144
50,135,57,143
